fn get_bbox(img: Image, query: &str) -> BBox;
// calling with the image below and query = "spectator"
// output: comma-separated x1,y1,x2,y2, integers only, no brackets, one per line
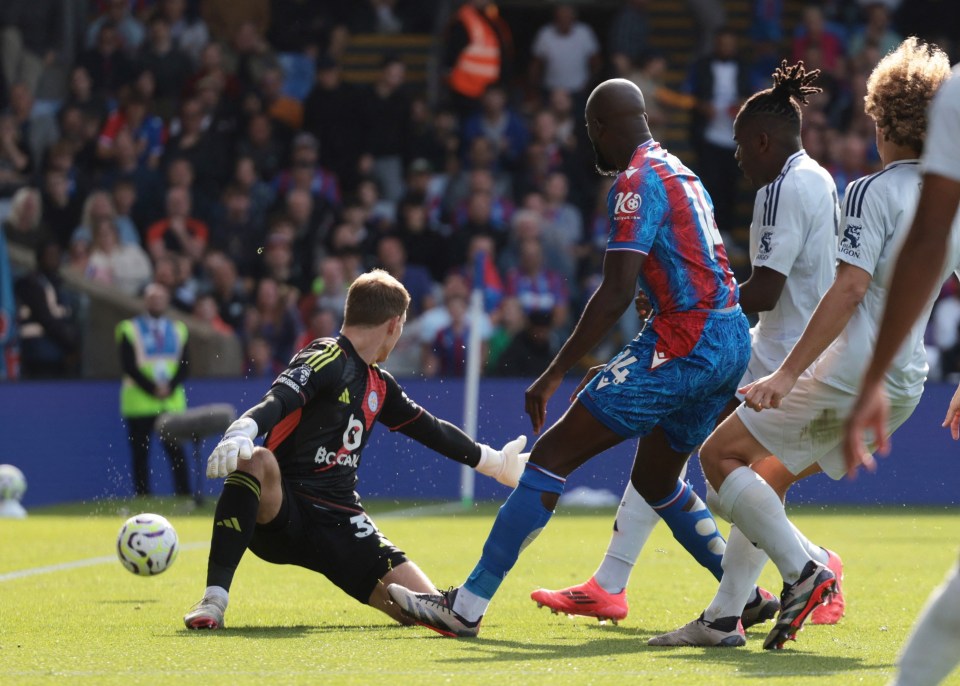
259,65,303,132
257,220,301,289
608,0,651,78
530,4,601,97
160,0,210,63
308,255,349,327
244,334,275,379
274,132,341,209
61,66,109,125
2,186,45,252
293,306,337,352
72,190,132,248
849,2,901,60
541,171,583,281
203,251,247,332
192,292,234,336
442,0,513,118
40,169,81,248
6,82,58,170
491,309,554,378
243,276,299,371
111,178,141,247
687,0,726,55
358,56,411,203
0,0,62,97
486,294,525,372
87,0,146,54
232,154,275,227
164,98,226,199
116,282,191,496
0,113,32,199
145,186,210,264
222,20,279,90
79,21,138,96
152,253,195,312
138,14,195,116
235,112,284,182
303,55,362,191
628,52,694,132
397,196,447,281
97,94,165,171
376,234,436,318
15,240,81,378
202,0,271,44
461,84,529,172
210,184,261,272
792,5,845,72
687,27,751,235
504,238,568,330
828,132,872,202
85,217,153,296
423,294,476,378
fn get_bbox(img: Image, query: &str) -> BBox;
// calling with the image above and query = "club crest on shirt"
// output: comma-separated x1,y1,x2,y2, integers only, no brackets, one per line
367,391,379,412
841,224,862,255
757,230,773,260
614,191,641,217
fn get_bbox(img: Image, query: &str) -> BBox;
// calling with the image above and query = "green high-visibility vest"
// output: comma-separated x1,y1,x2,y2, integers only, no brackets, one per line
116,316,188,418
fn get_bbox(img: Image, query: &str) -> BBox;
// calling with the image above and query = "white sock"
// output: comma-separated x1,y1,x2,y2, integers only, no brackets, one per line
890,562,960,686
703,525,768,622
205,585,228,605
593,481,661,594
719,466,811,584
790,523,829,565
453,585,489,623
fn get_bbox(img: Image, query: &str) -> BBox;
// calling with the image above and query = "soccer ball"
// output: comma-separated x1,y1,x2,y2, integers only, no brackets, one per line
116,513,179,576
0,464,26,501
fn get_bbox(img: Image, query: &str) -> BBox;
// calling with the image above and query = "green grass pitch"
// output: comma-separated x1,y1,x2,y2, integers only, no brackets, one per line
3,499,960,685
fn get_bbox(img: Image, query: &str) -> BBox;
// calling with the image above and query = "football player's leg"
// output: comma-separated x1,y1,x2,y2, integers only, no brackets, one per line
374,561,436,625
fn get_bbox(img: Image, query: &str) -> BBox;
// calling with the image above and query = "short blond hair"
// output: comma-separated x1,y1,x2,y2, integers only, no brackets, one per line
343,269,410,326
864,38,952,153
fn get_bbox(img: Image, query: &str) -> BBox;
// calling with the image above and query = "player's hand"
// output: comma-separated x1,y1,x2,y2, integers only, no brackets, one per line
207,417,259,479
525,369,563,435
571,365,603,401
842,380,890,479
476,435,529,488
739,369,797,412
634,290,653,321
941,382,960,440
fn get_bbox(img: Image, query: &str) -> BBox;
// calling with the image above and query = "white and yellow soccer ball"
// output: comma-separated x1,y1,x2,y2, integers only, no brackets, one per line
116,513,179,576
0,464,26,502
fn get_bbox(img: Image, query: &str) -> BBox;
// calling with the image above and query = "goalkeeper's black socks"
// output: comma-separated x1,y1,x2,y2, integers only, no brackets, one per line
206,471,261,590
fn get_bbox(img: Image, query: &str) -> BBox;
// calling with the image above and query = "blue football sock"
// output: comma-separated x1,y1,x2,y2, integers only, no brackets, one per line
464,465,566,600
649,479,726,581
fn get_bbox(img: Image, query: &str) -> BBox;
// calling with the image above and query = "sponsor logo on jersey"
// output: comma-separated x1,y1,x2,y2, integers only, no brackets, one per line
275,375,302,393
841,224,862,256
614,191,641,217
367,391,379,412
313,444,360,468
757,230,773,260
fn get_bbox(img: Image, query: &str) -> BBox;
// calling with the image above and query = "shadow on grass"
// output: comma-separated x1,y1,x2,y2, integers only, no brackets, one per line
173,624,395,639
401,628,884,676
97,598,160,604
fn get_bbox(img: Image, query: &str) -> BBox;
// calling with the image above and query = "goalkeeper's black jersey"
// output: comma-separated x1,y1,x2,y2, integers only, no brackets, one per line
262,335,423,515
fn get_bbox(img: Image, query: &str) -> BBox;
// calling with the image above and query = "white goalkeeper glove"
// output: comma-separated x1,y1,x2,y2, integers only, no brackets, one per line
476,435,528,488
207,417,259,479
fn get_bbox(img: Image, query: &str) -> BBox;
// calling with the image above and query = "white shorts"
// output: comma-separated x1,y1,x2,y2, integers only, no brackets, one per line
737,372,918,480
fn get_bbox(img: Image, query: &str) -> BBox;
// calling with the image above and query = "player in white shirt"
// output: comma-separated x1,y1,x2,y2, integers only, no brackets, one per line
845,61,960,686
651,38,955,651
531,61,843,630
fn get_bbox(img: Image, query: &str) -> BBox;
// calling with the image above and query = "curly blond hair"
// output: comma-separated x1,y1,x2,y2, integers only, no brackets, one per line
864,37,951,152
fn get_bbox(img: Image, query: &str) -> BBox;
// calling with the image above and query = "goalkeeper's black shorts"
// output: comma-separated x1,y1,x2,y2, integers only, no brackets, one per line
249,479,408,603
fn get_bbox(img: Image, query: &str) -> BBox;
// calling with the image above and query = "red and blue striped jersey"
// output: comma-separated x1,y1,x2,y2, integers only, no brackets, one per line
605,140,739,314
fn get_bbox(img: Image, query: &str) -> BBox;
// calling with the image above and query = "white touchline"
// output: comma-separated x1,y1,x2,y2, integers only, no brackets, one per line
0,542,209,583
0,505,459,583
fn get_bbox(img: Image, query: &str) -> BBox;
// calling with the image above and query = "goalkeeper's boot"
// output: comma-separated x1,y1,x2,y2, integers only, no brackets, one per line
387,584,481,638
740,586,781,629
763,560,837,650
809,549,845,625
530,576,628,624
184,594,227,630
648,613,746,647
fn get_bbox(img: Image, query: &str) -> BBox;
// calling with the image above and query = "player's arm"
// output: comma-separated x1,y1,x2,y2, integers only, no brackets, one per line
206,341,344,478
525,249,643,433
741,262,870,410
379,371,529,487
736,266,787,314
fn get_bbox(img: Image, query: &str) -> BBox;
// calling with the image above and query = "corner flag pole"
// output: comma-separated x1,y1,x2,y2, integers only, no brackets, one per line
461,252,486,508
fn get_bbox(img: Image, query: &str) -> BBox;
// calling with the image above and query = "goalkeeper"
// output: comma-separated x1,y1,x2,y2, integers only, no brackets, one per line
184,269,527,630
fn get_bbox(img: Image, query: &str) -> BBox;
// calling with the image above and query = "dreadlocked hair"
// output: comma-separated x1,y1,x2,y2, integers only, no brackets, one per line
738,60,823,126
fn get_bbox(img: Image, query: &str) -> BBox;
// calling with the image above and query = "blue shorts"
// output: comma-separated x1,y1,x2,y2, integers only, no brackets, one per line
578,308,750,453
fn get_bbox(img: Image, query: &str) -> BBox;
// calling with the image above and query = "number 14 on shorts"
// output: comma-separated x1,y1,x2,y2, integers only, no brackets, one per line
597,355,638,388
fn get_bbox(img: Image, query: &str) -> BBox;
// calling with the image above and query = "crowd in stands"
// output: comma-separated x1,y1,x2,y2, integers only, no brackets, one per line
1,0,958,381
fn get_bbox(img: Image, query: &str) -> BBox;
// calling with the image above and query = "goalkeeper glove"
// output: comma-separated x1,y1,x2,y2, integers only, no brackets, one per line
207,417,259,479
476,435,528,488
